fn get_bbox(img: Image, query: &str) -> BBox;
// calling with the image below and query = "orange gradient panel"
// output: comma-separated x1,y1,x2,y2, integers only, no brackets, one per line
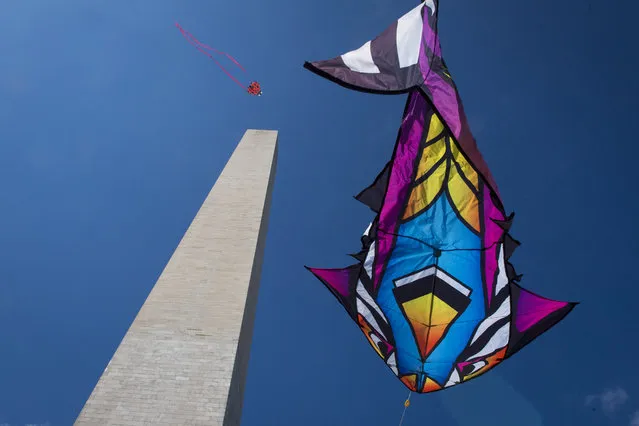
401,293,458,359
400,374,418,391
450,140,479,191
400,296,431,358
422,377,442,393
403,160,446,220
424,295,458,355
448,162,480,232
415,136,446,181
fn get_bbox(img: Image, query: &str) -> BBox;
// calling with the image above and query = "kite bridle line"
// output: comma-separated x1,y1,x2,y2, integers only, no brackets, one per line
376,227,503,253
175,22,248,90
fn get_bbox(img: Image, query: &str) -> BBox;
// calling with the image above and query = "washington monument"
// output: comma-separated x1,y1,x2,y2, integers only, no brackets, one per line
75,129,278,425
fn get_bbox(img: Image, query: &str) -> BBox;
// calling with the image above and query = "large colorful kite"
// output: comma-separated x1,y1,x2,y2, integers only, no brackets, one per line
305,0,576,393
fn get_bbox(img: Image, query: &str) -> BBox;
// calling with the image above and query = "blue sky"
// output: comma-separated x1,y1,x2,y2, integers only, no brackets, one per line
0,0,638,425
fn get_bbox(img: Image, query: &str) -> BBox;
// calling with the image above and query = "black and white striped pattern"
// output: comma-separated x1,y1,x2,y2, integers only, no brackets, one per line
444,243,512,387
305,1,434,93
466,244,512,359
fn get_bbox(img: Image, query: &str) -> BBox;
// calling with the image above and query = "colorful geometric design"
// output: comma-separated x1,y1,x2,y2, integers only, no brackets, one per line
393,266,471,360
403,112,480,232
304,0,577,393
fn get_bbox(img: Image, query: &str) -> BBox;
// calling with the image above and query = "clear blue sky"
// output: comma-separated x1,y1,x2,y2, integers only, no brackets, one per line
0,0,637,425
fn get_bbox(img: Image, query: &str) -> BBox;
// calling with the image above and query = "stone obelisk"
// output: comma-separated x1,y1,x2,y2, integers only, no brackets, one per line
75,129,278,425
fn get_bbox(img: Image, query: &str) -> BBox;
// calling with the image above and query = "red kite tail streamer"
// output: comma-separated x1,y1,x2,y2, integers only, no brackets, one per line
175,22,246,89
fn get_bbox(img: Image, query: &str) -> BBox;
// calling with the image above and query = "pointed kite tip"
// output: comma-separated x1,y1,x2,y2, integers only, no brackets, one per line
491,212,516,232
303,61,318,73
304,265,320,276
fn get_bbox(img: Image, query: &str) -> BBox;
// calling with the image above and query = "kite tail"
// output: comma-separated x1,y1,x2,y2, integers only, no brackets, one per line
175,22,247,89
175,23,246,71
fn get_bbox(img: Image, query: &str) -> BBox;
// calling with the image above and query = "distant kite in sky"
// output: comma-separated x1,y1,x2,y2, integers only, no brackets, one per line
305,0,576,394
176,23,261,96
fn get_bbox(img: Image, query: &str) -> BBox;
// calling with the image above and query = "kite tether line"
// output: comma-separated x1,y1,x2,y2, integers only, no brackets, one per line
398,391,412,426
175,22,247,90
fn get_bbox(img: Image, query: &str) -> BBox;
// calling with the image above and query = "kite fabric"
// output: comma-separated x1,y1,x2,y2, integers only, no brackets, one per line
305,0,576,393
175,23,262,96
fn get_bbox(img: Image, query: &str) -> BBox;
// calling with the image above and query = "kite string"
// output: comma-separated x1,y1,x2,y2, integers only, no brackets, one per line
175,23,247,89
398,391,412,426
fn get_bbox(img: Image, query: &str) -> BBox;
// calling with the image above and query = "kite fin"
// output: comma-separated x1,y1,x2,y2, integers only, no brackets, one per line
305,265,360,319
506,284,577,357
355,163,391,213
